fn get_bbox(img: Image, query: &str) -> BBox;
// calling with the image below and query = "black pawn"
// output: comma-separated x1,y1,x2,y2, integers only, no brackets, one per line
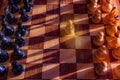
0,33,12,49
20,8,29,22
0,64,6,77
24,0,32,3
23,3,32,12
17,22,27,36
11,61,24,75
11,4,19,13
7,13,17,24
15,32,25,47
13,44,24,60
14,0,21,4
0,49,9,63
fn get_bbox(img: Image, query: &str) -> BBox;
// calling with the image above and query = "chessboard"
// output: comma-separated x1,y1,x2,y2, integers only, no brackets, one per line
0,0,120,80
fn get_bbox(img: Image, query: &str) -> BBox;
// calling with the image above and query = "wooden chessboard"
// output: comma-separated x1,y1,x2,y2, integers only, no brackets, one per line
0,0,120,79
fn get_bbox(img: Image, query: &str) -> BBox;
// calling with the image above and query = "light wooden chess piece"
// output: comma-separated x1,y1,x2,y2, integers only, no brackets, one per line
95,62,108,76
101,0,113,13
113,65,120,78
93,31,105,46
112,47,120,60
60,20,75,36
87,0,99,14
106,36,120,49
92,10,102,23
103,7,120,25
94,45,109,61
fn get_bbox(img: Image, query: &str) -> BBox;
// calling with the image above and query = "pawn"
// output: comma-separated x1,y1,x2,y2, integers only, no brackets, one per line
0,32,12,49
10,4,19,13
87,0,99,14
14,0,21,4
23,3,32,12
13,44,24,60
95,62,108,76
93,31,105,46
94,45,109,61
17,22,27,36
15,32,25,47
24,0,32,3
0,64,6,77
92,10,102,23
7,13,17,24
112,47,120,60
113,65,120,78
20,8,29,22
0,49,9,62
11,61,24,75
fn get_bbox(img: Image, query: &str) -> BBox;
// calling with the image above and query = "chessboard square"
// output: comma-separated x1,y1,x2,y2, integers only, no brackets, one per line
44,37,59,49
73,0,87,4
42,63,60,79
77,63,95,79
43,49,60,63
8,64,25,80
76,49,93,63
75,36,92,49
47,0,59,4
60,63,77,79
46,4,59,14
60,0,73,4
75,24,90,36
73,4,87,14
34,0,47,5
25,63,42,79
60,49,76,63
60,14,74,23
89,24,105,36
46,14,59,25
30,24,45,37
45,25,59,36
60,35,75,49
60,4,73,14
32,5,46,15
28,36,44,49
74,14,89,24
27,50,43,63
32,14,46,25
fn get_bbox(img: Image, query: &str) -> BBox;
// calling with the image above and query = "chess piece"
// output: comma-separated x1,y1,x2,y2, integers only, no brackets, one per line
11,61,24,75
8,0,14,5
15,32,25,47
101,0,113,13
0,49,9,63
10,4,19,13
103,7,120,25
14,0,21,4
91,10,102,23
93,32,105,46
0,64,6,77
95,62,108,76
24,0,32,3
112,47,120,60
113,65,120,78
94,45,109,61
20,8,29,22
23,0,32,12
13,44,25,60
0,31,12,49
106,36,120,49
2,18,14,36
64,20,75,35
17,22,27,36
87,0,99,14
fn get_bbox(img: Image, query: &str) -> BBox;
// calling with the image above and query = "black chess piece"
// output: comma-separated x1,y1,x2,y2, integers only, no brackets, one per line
0,64,6,77
0,31,12,49
0,49,9,63
8,0,14,5
11,61,24,75
11,4,19,13
2,19,14,36
14,0,21,4
15,32,25,47
17,22,27,36
23,3,32,12
13,44,24,60
24,0,32,3
7,13,17,24
19,8,29,22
